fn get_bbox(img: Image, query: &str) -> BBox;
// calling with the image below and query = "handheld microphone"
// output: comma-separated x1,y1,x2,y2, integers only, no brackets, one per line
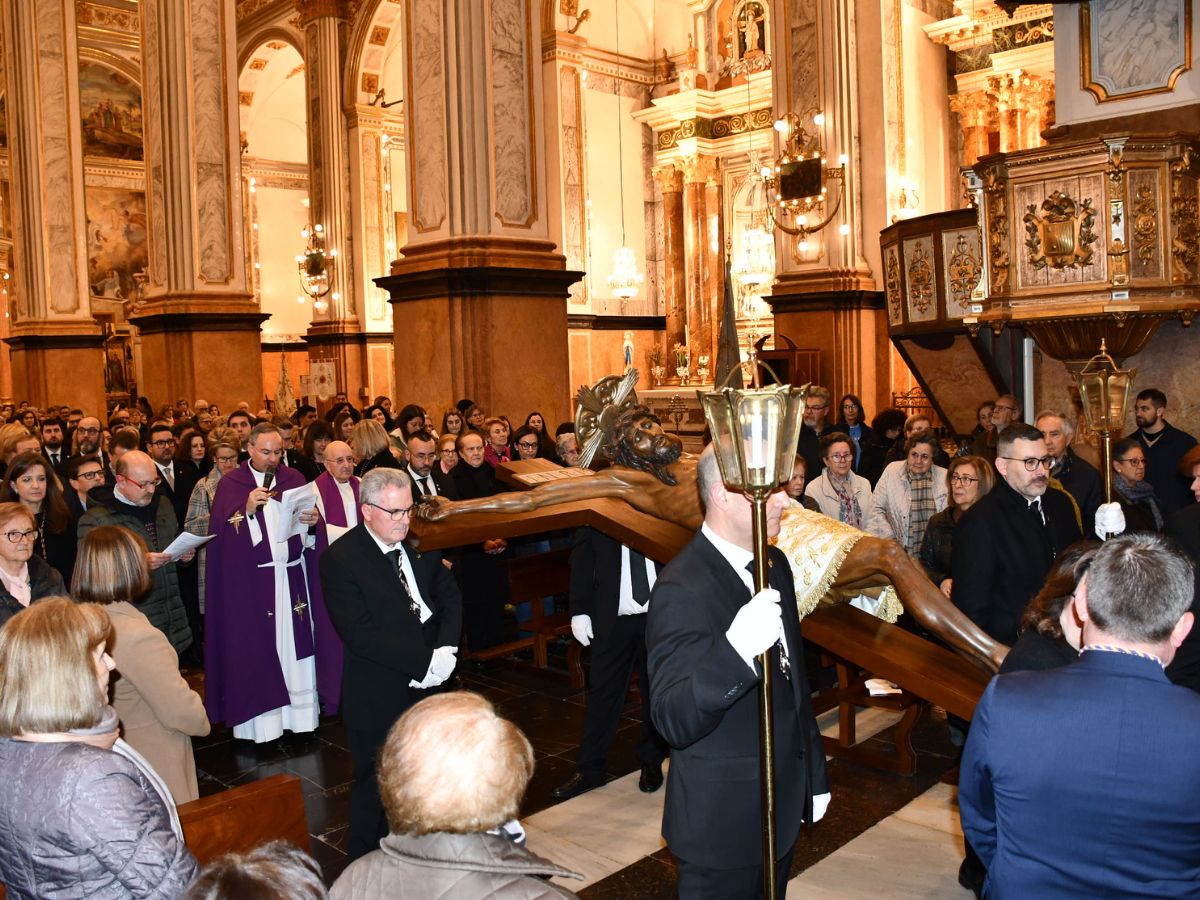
262,467,276,494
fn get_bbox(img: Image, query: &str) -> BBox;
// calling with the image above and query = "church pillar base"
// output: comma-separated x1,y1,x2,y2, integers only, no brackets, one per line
4,329,107,414
129,306,270,412
768,285,889,414
376,239,582,425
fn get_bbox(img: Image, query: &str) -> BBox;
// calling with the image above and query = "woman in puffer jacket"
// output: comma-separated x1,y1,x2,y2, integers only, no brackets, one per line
0,597,198,898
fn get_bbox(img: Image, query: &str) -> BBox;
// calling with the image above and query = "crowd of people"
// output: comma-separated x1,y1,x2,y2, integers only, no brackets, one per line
0,380,1197,897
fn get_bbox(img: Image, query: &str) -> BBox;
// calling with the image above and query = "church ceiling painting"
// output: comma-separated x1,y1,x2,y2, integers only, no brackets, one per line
79,62,143,160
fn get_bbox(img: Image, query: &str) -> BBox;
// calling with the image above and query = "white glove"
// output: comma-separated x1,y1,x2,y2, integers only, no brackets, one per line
409,646,458,689
571,614,594,647
1095,502,1126,541
726,588,783,669
429,645,458,680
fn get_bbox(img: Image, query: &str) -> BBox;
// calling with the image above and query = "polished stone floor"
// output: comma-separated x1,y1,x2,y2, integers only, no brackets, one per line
191,656,970,895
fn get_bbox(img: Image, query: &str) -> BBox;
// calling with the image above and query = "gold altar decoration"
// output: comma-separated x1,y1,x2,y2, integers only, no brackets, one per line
1022,190,1099,270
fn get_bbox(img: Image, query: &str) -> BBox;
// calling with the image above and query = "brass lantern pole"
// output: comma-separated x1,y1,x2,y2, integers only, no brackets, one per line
699,370,806,900
1073,339,1136,504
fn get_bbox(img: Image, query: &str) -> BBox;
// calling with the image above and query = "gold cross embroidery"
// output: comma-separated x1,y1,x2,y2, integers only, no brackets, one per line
293,597,308,617
227,510,245,533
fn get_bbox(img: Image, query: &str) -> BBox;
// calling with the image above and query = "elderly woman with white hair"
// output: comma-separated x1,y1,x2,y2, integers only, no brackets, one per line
331,691,582,899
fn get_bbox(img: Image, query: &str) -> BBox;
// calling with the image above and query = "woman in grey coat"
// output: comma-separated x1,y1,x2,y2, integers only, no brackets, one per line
332,692,581,899
0,598,198,898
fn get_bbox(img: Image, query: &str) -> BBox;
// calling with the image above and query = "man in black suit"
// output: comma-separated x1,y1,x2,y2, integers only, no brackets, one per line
405,431,443,499
796,385,837,477
320,467,462,862
953,423,1084,646
550,527,670,801
40,418,69,476
647,446,828,898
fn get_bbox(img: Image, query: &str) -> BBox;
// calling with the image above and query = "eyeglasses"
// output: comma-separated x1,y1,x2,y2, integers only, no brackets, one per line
993,404,1017,413
517,441,539,450
76,426,100,435
149,438,177,448
805,404,828,412
440,448,458,456
214,455,239,464
950,474,979,485
1116,457,1146,467
3,529,36,543
1000,456,1053,472
75,470,104,481
119,474,162,490
827,453,853,462
368,502,414,521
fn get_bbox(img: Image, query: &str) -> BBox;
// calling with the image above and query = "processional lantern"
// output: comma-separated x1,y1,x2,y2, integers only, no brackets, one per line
699,376,806,900
1074,339,1136,503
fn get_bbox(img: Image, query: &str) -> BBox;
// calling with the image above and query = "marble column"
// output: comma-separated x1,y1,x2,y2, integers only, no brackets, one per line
949,91,993,168
653,165,686,379
132,0,266,410
681,155,719,377
0,0,106,412
375,0,580,425
299,0,368,409
768,0,885,403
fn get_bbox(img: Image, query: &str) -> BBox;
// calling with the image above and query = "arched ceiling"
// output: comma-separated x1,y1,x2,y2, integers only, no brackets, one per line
348,0,405,109
238,40,307,163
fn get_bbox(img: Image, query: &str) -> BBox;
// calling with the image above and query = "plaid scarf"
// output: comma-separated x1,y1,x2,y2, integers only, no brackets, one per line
905,467,936,554
828,472,863,528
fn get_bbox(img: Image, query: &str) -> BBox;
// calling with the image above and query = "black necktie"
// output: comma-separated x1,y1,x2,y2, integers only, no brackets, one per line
629,548,652,604
748,559,790,680
387,548,421,617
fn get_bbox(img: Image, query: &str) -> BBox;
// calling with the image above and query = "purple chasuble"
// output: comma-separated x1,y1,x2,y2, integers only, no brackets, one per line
203,462,337,727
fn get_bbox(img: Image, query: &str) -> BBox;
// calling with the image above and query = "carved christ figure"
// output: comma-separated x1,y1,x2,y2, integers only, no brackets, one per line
420,405,1008,672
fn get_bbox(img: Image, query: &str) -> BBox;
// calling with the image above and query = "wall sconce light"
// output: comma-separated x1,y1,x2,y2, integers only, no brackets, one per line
762,110,847,253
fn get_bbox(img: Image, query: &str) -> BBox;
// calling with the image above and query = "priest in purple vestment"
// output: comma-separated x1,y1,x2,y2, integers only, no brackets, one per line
204,423,336,742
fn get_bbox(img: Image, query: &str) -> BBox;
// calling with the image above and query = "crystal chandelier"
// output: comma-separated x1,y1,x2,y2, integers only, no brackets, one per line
607,246,644,299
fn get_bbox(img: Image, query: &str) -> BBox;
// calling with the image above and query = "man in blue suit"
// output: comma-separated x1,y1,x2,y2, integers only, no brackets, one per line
960,532,1200,899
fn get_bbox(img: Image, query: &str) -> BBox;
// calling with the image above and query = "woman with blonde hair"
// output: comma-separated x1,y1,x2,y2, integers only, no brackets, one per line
351,418,402,477
73,525,210,802
0,597,198,895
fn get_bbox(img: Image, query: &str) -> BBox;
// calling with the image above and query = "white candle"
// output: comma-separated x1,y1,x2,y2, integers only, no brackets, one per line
750,412,764,468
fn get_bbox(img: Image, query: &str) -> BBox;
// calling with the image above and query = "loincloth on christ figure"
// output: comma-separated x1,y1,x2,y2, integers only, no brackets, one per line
772,503,903,623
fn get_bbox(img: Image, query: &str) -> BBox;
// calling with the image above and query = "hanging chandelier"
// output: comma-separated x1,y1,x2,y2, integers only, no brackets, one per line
297,223,335,313
734,221,775,289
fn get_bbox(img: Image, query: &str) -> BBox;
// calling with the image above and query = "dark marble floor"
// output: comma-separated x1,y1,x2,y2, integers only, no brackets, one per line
192,652,959,893
191,653,653,887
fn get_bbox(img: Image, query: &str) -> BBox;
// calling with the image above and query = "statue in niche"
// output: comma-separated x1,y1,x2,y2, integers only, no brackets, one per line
737,1,766,58
420,380,1008,673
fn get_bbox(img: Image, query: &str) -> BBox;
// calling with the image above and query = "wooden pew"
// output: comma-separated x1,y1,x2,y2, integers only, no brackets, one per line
177,773,310,864
801,604,992,774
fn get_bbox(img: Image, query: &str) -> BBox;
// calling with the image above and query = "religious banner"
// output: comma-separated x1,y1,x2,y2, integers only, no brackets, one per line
310,361,337,402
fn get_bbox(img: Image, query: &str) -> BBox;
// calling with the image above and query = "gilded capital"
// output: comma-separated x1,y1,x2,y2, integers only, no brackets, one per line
294,0,353,26
652,165,683,194
679,154,719,185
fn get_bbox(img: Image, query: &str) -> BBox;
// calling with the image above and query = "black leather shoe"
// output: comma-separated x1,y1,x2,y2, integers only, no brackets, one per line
550,772,606,802
638,763,664,793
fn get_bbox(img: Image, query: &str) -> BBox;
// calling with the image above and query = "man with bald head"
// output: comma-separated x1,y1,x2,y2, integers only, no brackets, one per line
78,450,194,655
205,423,335,743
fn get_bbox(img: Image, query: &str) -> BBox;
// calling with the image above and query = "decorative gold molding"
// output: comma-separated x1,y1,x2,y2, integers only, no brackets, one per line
1080,0,1193,103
